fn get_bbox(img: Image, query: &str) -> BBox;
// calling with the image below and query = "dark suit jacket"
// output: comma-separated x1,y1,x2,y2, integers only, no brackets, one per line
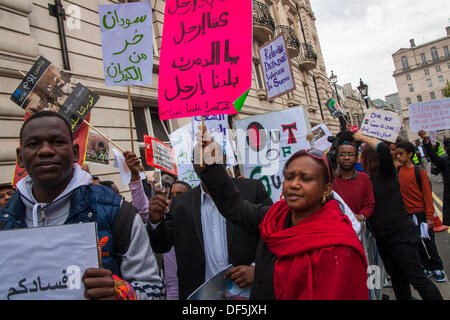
148,177,272,300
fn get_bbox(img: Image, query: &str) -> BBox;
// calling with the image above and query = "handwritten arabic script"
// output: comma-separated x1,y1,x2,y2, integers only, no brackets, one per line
158,0,252,120
99,2,153,86
360,109,402,143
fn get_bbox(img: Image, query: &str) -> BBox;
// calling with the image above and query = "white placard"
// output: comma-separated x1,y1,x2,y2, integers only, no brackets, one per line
169,124,200,188
409,98,450,132
360,108,402,143
0,223,99,300
99,1,153,86
310,123,333,152
259,34,295,100
234,107,311,202
192,114,237,168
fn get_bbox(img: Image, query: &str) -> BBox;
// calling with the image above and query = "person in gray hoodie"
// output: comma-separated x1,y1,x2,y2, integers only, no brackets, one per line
0,111,164,300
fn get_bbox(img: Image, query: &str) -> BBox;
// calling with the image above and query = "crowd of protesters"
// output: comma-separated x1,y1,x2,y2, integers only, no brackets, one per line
0,111,449,300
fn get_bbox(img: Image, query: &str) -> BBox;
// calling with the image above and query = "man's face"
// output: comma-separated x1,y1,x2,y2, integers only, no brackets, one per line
337,145,357,171
395,147,411,165
168,183,189,205
0,187,14,208
17,117,78,188
389,143,397,159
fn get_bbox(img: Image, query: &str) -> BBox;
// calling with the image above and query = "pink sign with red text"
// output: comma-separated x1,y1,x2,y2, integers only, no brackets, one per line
158,0,252,120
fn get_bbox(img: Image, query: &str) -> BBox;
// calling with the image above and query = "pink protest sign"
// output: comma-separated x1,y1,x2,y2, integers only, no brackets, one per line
158,0,252,120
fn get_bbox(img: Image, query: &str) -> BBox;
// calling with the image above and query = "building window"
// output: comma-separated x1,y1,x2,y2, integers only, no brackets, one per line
426,79,433,87
431,47,439,62
424,69,430,76
436,65,441,72
252,60,264,90
420,53,427,65
408,84,414,92
406,74,411,81
444,45,450,59
442,89,446,97
406,98,412,105
417,95,422,102
401,56,409,70
430,91,436,100
438,75,445,85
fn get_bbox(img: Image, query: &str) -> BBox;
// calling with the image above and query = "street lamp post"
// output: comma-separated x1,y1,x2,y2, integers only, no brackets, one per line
330,71,346,131
357,78,370,109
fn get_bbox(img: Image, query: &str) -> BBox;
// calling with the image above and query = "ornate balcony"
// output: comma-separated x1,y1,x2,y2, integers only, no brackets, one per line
275,25,300,58
297,43,317,71
253,0,275,43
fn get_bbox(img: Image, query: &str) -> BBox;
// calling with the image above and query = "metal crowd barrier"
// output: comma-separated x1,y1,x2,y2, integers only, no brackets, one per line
360,221,386,300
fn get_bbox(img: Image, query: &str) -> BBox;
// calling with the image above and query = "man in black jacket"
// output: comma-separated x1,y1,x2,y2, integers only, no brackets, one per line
419,131,450,227
147,162,272,300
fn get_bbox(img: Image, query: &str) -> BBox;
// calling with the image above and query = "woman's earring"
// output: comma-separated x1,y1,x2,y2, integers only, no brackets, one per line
322,196,327,204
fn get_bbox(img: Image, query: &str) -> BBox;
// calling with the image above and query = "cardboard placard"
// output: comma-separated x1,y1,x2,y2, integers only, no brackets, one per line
360,108,402,143
98,1,154,86
258,34,296,100
0,223,99,300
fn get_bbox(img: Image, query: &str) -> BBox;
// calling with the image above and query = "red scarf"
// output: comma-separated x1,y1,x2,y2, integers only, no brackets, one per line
260,200,368,300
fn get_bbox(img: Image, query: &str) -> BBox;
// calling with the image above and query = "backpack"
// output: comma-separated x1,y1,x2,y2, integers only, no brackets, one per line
397,165,432,193
112,200,138,262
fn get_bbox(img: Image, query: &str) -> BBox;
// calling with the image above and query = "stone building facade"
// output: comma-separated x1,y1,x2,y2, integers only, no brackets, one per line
0,0,338,197
392,26,450,141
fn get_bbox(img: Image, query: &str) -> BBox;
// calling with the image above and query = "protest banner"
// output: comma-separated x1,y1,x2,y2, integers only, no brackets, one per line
408,98,450,132
192,114,237,167
144,135,178,176
310,123,333,152
258,34,295,100
234,107,311,202
0,223,99,300
325,98,344,119
85,130,110,166
187,264,249,300
98,1,153,86
360,108,402,143
99,1,153,152
11,57,99,135
158,0,253,120
169,124,201,188
11,112,91,188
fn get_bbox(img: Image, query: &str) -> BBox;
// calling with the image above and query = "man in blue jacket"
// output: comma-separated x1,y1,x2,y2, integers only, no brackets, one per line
0,111,164,300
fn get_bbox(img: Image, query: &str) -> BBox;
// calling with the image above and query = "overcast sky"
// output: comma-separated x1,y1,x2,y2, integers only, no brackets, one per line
312,0,450,100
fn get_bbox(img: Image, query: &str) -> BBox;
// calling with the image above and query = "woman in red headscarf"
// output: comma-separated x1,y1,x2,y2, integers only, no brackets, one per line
198,144,369,300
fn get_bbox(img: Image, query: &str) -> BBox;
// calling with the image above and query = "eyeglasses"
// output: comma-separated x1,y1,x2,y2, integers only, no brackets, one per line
297,149,332,183
338,152,356,158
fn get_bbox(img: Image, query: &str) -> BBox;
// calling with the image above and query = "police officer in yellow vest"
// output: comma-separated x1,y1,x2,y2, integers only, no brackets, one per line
435,140,447,158
413,139,427,169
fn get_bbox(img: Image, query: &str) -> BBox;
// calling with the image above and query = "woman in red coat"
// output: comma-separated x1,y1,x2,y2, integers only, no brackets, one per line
259,149,368,300
198,143,369,299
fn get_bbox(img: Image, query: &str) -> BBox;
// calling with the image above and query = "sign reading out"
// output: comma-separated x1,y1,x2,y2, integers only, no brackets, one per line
360,108,402,143
158,0,253,120
259,34,295,100
234,107,311,202
99,1,153,86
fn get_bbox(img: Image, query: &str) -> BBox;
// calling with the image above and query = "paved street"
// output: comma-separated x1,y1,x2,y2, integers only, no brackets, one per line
383,161,450,300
